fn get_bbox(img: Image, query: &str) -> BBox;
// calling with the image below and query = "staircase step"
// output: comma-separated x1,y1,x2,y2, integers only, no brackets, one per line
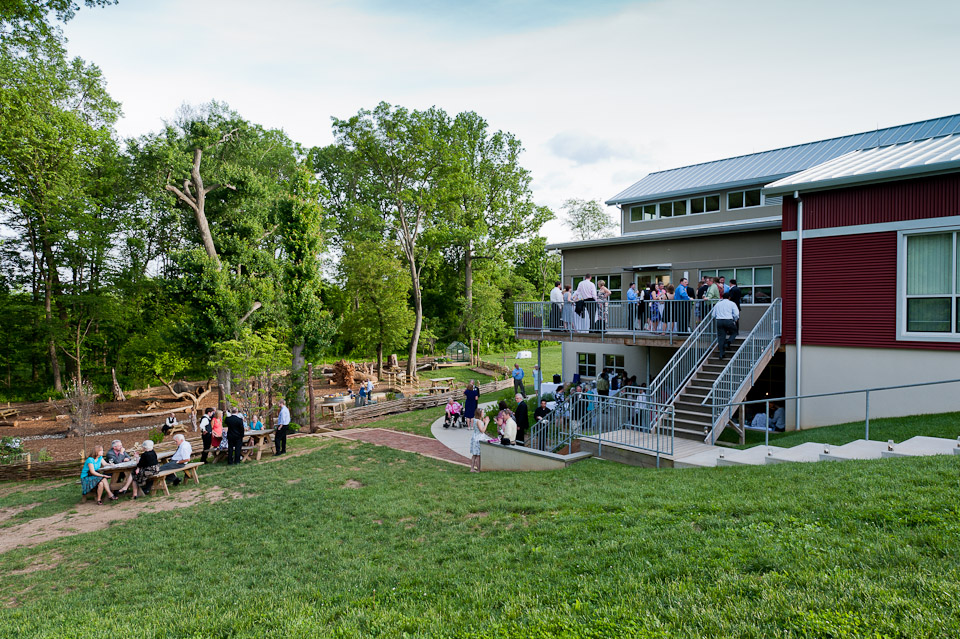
674,401,712,415
819,439,889,461
880,436,960,458
765,442,830,464
716,446,786,466
673,409,713,424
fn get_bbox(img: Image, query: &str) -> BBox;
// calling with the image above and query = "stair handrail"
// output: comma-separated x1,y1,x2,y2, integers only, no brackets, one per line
702,298,782,443
646,303,718,413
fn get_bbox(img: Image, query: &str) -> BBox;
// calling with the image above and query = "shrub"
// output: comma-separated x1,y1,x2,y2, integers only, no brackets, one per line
148,429,165,446
0,437,26,464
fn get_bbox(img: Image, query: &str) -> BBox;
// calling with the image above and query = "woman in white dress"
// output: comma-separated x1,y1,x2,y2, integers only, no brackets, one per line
470,408,489,473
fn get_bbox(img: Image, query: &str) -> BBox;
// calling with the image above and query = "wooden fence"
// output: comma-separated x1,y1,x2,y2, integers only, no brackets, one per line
341,378,513,426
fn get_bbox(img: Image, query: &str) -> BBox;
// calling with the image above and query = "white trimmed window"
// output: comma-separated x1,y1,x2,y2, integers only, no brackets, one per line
603,354,625,375
577,353,597,378
571,274,622,300
629,204,657,222
690,195,721,215
699,267,773,304
900,230,960,339
727,189,763,209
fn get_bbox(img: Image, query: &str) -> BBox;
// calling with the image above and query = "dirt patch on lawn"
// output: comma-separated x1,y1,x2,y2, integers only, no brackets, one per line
341,479,364,489
0,486,246,555
0,480,72,499
0,503,42,525
9,551,63,575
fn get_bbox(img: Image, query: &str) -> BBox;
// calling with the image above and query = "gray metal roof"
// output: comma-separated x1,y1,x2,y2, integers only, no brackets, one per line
607,114,960,206
546,216,782,251
764,134,960,196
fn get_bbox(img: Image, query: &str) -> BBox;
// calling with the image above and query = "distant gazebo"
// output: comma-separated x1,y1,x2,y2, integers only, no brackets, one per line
445,341,469,362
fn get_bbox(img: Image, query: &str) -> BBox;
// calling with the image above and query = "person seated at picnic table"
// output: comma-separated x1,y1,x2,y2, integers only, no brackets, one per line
158,433,193,486
161,412,178,435
131,439,159,498
250,415,263,430
210,409,223,449
105,439,137,495
81,445,116,505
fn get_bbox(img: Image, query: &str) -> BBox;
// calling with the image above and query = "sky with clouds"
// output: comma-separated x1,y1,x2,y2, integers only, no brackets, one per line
62,0,960,241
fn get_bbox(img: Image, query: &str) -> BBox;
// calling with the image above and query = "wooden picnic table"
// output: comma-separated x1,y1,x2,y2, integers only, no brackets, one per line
101,450,175,486
319,402,347,421
209,428,276,463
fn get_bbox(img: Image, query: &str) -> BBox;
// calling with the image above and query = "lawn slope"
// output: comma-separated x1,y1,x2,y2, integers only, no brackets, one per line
0,436,957,637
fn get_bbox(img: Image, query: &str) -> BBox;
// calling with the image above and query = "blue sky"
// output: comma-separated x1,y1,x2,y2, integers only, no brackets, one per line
63,0,960,241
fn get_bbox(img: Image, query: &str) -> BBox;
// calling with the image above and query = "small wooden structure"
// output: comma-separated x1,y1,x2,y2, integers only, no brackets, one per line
445,341,469,362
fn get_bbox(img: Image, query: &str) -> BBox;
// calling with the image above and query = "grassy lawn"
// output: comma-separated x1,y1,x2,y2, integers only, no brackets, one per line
722,410,960,448
0,435,959,637
482,344,562,380
419,367,494,385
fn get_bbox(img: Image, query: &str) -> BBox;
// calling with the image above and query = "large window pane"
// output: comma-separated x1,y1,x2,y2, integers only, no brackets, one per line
644,204,656,220
735,268,753,286
608,275,621,290
728,191,744,209
706,195,720,212
660,202,673,218
745,189,762,207
906,233,952,295
907,298,951,332
755,267,773,285
754,287,772,304
718,268,735,281
691,198,704,214
673,201,687,216
700,269,717,279
630,206,643,222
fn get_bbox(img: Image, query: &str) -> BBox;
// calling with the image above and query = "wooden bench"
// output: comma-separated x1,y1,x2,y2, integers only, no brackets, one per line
0,408,19,420
207,446,257,463
428,386,450,395
150,462,204,496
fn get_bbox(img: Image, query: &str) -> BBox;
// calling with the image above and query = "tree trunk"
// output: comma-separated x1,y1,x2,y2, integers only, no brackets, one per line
111,368,126,402
465,242,474,313
407,267,422,379
307,362,316,434
217,367,231,401
376,342,383,377
44,272,62,392
291,341,307,427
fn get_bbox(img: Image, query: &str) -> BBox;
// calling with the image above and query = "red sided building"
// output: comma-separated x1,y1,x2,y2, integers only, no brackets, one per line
766,135,960,426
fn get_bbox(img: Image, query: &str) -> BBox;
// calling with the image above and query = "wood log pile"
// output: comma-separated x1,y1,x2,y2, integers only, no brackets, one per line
331,360,357,388
341,378,513,426
476,360,512,376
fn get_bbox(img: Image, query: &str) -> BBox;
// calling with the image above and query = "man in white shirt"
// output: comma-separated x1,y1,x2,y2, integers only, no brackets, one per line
549,281,564,330
714,292,740,359
365,379,374,399
159,433,193,486
574,274,598,331
275,399,291,456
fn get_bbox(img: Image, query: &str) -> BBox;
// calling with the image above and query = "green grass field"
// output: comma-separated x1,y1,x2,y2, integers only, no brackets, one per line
482,344,562,380
1,420,959,637
419,367,494,386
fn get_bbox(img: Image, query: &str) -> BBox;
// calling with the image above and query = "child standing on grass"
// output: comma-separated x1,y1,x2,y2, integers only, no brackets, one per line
470,408,489,473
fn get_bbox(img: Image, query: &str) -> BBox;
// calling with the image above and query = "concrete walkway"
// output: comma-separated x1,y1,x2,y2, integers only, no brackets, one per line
333,428,469,466
431,400,502,458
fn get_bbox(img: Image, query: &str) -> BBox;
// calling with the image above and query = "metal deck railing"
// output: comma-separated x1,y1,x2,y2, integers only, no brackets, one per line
514,299,717,343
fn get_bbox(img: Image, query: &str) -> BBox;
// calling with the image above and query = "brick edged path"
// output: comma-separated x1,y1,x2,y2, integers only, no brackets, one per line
332,428,469,467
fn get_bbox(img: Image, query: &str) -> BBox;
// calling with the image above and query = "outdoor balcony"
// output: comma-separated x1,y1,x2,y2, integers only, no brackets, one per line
514,300,719,347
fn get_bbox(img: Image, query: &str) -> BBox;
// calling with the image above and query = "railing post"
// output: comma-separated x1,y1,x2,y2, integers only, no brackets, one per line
765,399,770,447
864,389,870,440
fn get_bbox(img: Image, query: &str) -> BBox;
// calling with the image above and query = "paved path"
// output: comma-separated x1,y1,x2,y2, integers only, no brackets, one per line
431,400,504,458
333,428,469,466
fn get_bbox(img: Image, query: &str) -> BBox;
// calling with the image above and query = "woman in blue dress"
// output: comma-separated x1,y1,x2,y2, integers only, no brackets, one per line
463,381,480,429
81,445,116,505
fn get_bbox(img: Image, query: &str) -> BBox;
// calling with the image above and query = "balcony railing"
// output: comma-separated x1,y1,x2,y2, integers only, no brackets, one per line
514,299,718,342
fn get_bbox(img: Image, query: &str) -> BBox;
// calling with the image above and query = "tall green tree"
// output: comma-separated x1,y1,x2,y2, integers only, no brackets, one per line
561,198,616,240
339,241,414,375
278,164,330,425
0,38,121,391
327,102,457,378
446,112,553,326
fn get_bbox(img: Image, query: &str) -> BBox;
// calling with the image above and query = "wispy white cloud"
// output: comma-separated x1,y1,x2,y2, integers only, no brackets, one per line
546,131,640,165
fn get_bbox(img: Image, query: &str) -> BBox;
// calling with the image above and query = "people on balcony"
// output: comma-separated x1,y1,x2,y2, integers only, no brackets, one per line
574,274,597,331
550,281,564,330
562,284,574,329
596,279,611,331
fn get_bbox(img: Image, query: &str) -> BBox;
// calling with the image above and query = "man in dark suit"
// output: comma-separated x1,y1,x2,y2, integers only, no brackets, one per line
514,394,529,446
224,408,245,465
728,279,743,308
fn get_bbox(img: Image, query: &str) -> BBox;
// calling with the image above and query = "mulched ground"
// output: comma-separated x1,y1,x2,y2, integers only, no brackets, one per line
333,428,469,466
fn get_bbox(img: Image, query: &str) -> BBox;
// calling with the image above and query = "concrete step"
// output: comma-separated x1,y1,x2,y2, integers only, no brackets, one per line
819,439,890,461
673,448,723,468
765,442,831,464
880,436,960,458
716,446,786,466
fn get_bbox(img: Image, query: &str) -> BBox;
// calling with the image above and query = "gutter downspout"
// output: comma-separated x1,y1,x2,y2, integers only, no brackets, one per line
795,193,803,431
560,250,565,384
